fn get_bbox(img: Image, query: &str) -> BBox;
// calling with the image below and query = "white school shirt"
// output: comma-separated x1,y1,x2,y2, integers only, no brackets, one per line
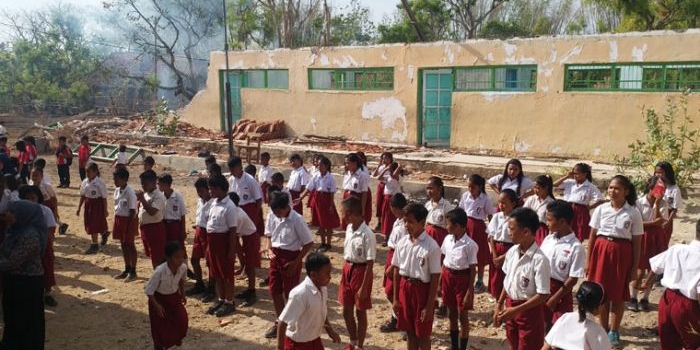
559,179,603,205
9,190,18,202
458,192,495,220
286,167,309,192
544,312,611,350
42,204,57,228
663,184,683,211
115,151,128,165
343,222,377,263
114,185,137,217
589,202,644,240
391,232,442,283
425,198,455,228
650,240,700,300
278,276,328,343
195,198,214,228
524,195,555,223
234,206,257,236
343,170,369,193
163,190,187,221
0,189,11,213
387,218,407,249
264,210,314,251
257,164,275,185
80,177,108,199
635,196,669,222
144,262,187,296
487,212,512,243
37,182,56,202
306,172,337,193
488,174,533,197
540,232,585,283
29,176,53,187
441,233,478,270
206,196,237,234
375,164,388,182
383,177,401,196
139,189,165,225
502,243,551,301
229,172,262,205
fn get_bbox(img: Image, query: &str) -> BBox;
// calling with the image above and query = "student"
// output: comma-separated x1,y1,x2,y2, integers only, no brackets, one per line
459,174,495,295
16,139,29,184
203,155,217,176
307,154,321,228
144,156,155,172
157,174,188,251
487,189,519,299
264,191,315,339
493,207,550,350
294,156,339,252
30,167,58,223
55,136,72,188
0,145,14,177
24,136,37,166
380,193,408,333
379,162,403,240
341,153,369,229
540,200,585,330
554,163,605,242
208,163,222,178
487,158,533,199
644,220,700,350
373,152,393,231
523,175,555,245
586,175,643,346
227,156,264,237
629,176,668,312
223,192,258,306
286,154,308,215
76,163,109,255
424,176,454,248
204,175,241,317
113,144,128,169
0,136,9,155
277,253,341,350
112,168,139,282
356,152,373,225
271,172,293,207
542,281,611,350
78,135,91,181
257,152,274,204
441,208,477,350
654,161,682,250
145,241,189,350
186,178,214,300
244,164,257,178
136,170,167,269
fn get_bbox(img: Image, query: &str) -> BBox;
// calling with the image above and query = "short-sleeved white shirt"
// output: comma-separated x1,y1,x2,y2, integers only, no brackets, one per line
375,164,388,183
206,196,237,234
343,170,369,193
80,177,108,199
195,198,214,228
306,172,337,193
258,165,275,185
650,240,700,300
229,172,263,205
139,189,166,225
278,276,328,343
503,243,551,301
41,204,57,228
114,185,137,217
441,233,478,270
589,202,644,240
234,206,257,236
116,151,128,165
38,182,56,202
264,210,314,251
458,192,495,221
391,232,442,283
559,179,603,205
383,177,401,196
144,262,187,296
163,190,187,221
540,232,585,283
636,196,669,222
487,212,512,243
544,312,612,350
0,189,11,213
663,184,683,211
488,174,533,197
343,222,376,263
287,167,309,192
387,218,407,249
524,195,554,224
425,198,455,228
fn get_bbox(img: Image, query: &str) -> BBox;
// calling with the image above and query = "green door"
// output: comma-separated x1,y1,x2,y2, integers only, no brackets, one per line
421,69,452,147
219,70,242,131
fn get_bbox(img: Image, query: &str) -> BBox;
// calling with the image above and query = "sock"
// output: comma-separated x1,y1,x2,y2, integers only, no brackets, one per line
460,337,469,350
350,340,358,346
449,331,459,350
642,287,652,300
630,287,638,300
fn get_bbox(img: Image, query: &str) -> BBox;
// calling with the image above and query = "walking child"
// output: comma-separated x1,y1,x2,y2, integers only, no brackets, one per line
523,175,555,245
356,152,372,225
380,193,408,333
286,154,308,215
186,178,214,300
112,168,139,281
77,135,91,181
487,189,519,299
654,161,682,250
158,174,188,250
458,174,495,294
294,156,340,251
373,152,393,231
55,136,72,188
76,163,109,254
554,163,605,242
341,153,369,229
424,176,454,248
113,144,128,169
137,170,167,269
487,159,533,199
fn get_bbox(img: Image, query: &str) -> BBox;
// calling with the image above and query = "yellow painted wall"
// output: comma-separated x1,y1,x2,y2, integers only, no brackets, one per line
179,30,700,160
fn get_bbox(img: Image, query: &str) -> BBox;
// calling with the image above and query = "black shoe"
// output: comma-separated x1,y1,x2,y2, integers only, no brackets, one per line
436,304,447,318
85,244,99,255
114,271,129,280
214,302,236,317
100,232,110,246
264,322,278,339
201,291,216,303
627,298,639,312
639,299,650,312
259,277,270,287
207,300,225,315
58,223,68,235
186,282,206,296
241,293,257,307
187,269,196,280
44,295,58,307
235,289,254,300
379,317,397,333
124,271,137,282
374,223,382,232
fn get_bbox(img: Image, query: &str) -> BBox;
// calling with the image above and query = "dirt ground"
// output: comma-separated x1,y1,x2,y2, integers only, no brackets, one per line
34,158,693,350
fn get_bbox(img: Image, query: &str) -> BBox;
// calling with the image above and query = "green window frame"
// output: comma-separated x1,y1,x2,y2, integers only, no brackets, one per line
308,68,394,91
453,65,537,92
240,69,289,89
564,62,700,92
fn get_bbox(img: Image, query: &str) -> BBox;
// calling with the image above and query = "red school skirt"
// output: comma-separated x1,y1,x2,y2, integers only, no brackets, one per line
662,219,674,251
113,215,137,243
535,222,549,246
141,222,167,268
489,241,513,299
308,190,319,227
240,202,264,235
313,192,340,230
375,182,385,218
84,197,108,235
289,189,304,215
571,203,591,241
467,217,491,267
383,249,395,298
425,224,448,248
587,236,633,302
639,225,665,270
544,278,573,325
380,194,397,237
149,292,188,349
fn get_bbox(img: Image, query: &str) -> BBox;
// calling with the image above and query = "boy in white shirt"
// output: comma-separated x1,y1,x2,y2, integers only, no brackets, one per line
136,170,167,268
112,168,138,281
186,178,213,298
286,154,309,215
228,192,259,306
158,174,188,251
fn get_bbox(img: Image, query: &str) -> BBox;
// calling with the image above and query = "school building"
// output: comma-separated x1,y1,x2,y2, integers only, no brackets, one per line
179,30,700,160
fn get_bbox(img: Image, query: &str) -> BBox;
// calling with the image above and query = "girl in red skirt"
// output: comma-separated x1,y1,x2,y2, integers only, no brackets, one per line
373,152,393,231
356,152,373,225
286,154,309,215
486,189,518,299
554,163,605,241
294,156,340,252
523,174,555,246
458,174,495,294
586,175,643,347
379,162,403,241
654,161,682,250
341,153,369,229
257,152,274,204
424,176,454,249
380,193,407,333
145,241,188,350
487,158,534,200
76,162,109,255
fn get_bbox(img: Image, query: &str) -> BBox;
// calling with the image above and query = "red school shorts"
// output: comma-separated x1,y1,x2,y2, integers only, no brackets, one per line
207,232,235,281
149,292,188,349
289,189,303,215
141,222,167,268
441,267,472,311
396,277,433,338
269,248,302,299
84,197,108,235
241,233,261,269
383,249,395,299
240,202,264,235
506,298,545,350
191,226,208,260
658,289,700,350
544,278,573,326
338,261,373,310
284,337,323,350
163,220,185,247
113,215,137,243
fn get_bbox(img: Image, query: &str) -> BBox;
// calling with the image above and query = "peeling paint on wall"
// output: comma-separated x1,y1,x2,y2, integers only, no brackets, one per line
551,146,562,154
486,53,495,62
361,98,408,142
632,44,648,62
609,41,618,62
310,116,317,132
514,140,530,153
592,148,602,156
381,51,388,61
559,46,583,63
333,55,359,68
444,46,456,64
320,54,330,66
505,43,517,57
480,92,522,102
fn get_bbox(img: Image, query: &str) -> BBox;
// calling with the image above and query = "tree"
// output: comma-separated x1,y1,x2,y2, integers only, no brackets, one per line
377,0,452,43
481,0,586,39
328,0,376,46
447,0,510,39
590,0,700,31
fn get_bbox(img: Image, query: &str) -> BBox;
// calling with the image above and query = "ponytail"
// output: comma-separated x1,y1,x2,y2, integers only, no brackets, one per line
575,281,605,323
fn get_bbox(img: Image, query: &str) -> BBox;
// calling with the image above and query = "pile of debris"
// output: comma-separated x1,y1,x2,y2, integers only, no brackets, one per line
231,119,285,141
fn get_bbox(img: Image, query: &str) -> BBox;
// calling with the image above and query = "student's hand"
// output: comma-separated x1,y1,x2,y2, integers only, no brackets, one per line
462,289,474,311
497,307,517,323
627,269,638,284
76,208,80,216
392,300,401,316
154,302,166,318
384,265,393,275
283,259,299,277
181,295,187,306
292,198,302,206
135,190,145,201
357,287,369,303
420,305,434,323
327,327,340,343
545,295,560,311
493,255,505,267
493,303,504,327
266,248,276,260
662,220,670,230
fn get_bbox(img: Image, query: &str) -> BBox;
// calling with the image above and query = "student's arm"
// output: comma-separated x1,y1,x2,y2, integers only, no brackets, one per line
137,192,160,216
284,242,313,277
487,183,499,194
49,196,59,221
76,196,85,216
179,276,186,305
541,343,554,350
227,226,240,262
629,235,642,284
360,191,367,218
180,215,187,239
498,293,549,322
585,228,598,276
358,260,374,302
421,272,440,322
546,276,578,311
488,236,502,267
276,321,287,350
552,174,571,188
147,294,165,318
463,264,476,309
102,198,108,218
494,288,507,327
324,318,341,343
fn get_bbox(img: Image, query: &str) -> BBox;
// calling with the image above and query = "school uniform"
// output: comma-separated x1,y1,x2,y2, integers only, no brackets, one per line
41,204,57,291
339,222,376,310
145,262,188,349
18,150,30,183
544,312,611,350
487,212,513,299
391,232,442,338
539,232,585,325
305,172,340,230
523,195,554,246
375,164,388,221
78,144,91,181
587,202,643,302
661,184,682,249
113,185,138,242
502,243,551,350
115,151,127,169
424,198,455,248
205,196,238,281
55,144,72,187
441,233,478,311
360,167,373,225
265,210,314,298
559,180,603,242
341,170,369,228
649,240,700,350
192,198,213,260
257,165,275,203
235,205,260,269
487,174,534,198
163,190,188,249
384,218,406,298
459,192,495,267
139,189,167,268
636,196,669,270
380,177,401,236
278,276,328,350
80,176,109,235
306,167,319,227
287,167,309,215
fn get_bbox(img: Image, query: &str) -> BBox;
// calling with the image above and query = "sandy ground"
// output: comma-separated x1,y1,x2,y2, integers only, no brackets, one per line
30,159,695,350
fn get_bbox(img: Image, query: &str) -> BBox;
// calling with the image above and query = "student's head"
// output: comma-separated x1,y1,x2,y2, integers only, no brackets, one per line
227,156,243,175
33,158,46,170
356,151,367,167
608,175,637,206
144,156,155,171
208,163,222,178
305,252,332,287
344,153,361,173
403,202,428,236
269,191,291,218
207,175,229,199
260,152,270,165
271,172,285,187
499,158,524,192
573,163,593,183
389,193,408,218
204,155,217,167
466,174,486,197
533,174,554,200
380,152,394,165
15,140,25,152
546,200,574,234
445,208,467,236
507,207,539,245
80,135,89,145
654,161,676,186
18,185,43,204
194,178,210,199
340,196,363,224
30,167,44,184
86,162,100,180
426,176,444,200
157,173,173,192
0,136,7,145
119,144,127,153
164,241,186,265
244,164,256,177
228,192,240,206
139,170,158,192
318,156,331,174
576,281,605,321
288,154,302,168
498,189,519,214
4,174,18,191
311,154,321,166
57,136,66,146
23,136,35,146
113,168,130,188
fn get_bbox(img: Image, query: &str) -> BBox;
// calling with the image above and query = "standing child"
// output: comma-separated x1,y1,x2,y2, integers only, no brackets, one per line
654,161,682,250
258,152,274,204
294,156,340,251
493,207,550,350
379,162,403,241
145,241,188,350
286,154,308,215
307,154,321,227
487,189,519,300
487,159,533,200
30,167,58,223
136,170,167,269
0,136,9,155
341,153,369,230
373,152,393,231
78,135,91,181
441,208,477,350
157,174,188,250
76,163,109,254
380,193,408,333
113,144,128,169
228,156,264,236
459,174,495,295
554,163,605,242
227,192,259,306
16,140,29,184
144,156,155,172
271,172,293,207
523,174,555,245
586,175,643,346
55,136,72,188
186,178,214,299
391,203,442,350
112,168,139,282
356,152,372,225
424,176,454,249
